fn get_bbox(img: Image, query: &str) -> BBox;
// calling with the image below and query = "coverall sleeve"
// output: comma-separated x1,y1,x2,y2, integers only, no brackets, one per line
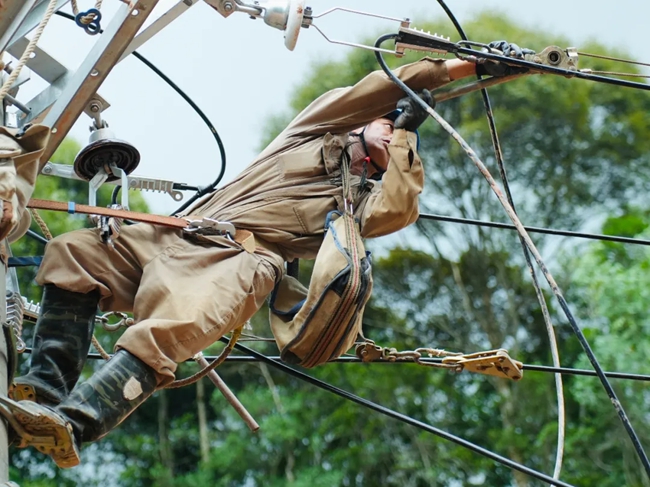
0,125,50,243
285,58,450,137
356,129,424,238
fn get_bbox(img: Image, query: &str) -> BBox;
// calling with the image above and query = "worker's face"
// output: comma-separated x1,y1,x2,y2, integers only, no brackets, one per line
362,117,394,172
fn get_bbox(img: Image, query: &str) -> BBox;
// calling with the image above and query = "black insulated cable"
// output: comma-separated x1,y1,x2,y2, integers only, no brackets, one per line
53,10,227,216
225,340,577,487
372,33,650,480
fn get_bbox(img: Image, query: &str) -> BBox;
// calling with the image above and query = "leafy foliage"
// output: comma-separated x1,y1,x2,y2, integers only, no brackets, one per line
10,12,650,487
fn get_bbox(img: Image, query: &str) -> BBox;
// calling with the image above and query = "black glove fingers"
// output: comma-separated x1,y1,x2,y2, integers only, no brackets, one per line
419,89,434,108
396,97,411,112
508,43,524,58
487,40,509,54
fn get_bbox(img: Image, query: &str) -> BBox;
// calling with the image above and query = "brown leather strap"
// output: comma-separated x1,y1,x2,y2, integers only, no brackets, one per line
27,198,257,250
28,198,189,229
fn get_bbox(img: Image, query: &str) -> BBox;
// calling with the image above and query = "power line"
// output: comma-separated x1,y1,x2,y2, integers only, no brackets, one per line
68,350,650,382
419,212,650,246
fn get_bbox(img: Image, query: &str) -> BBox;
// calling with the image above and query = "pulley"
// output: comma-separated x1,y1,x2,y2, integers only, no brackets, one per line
73,126,140,182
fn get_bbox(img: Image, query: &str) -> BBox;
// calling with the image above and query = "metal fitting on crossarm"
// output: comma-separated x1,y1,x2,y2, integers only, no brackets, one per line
203,0,306,50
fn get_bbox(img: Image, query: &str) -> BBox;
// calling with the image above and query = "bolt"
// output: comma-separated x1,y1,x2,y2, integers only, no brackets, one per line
42,165,52,174
223,1,233,12
183,0,193,5
89,102,101,113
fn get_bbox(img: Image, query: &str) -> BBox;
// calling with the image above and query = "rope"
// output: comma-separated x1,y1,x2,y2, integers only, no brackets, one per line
0,0,58,104
70,0,103,25
28,209,53,240
165,326,244,389
91,335,111,360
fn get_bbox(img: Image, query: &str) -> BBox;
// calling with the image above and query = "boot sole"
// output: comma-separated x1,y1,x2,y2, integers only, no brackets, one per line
0,397,80,468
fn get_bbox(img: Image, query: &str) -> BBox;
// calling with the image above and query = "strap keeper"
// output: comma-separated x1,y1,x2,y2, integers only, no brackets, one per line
67,202,76,214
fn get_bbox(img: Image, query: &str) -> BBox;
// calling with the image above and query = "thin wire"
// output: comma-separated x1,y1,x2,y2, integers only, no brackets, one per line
373,34,650,480
583,70,650,79
53,11,227,216
419,212,650,246
433,3,565,479
453,46,650,93
33,349,650,382
577,51,650,68
227,340,576,487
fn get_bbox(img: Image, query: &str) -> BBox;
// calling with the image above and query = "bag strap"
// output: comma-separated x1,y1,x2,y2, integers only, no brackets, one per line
340,158,354,216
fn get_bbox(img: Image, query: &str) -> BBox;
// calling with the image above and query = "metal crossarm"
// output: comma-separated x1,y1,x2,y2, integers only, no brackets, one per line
40,0,161,163
0,0,40,53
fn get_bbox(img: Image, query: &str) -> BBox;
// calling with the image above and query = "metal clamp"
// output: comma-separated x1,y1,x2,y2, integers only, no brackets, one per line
442,349,523,381
183,217,236,237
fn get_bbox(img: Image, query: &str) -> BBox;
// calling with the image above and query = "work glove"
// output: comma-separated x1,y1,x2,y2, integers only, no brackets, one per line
393,89,435,132
476,40,535,77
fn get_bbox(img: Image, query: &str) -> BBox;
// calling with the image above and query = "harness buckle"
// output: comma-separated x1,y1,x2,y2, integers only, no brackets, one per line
442,349,523,381
183,217,236,238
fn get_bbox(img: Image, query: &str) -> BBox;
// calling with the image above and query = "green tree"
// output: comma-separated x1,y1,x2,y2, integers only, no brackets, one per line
222,12,650,487
13,11,650,487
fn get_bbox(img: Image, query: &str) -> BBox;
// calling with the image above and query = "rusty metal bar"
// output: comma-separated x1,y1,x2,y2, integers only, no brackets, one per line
194,353,259,432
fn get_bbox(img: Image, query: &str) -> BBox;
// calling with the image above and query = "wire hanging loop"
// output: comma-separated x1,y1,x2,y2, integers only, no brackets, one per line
74,8,102,35
71,0,104,34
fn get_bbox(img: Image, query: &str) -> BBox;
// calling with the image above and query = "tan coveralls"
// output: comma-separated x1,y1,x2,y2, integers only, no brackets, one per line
36,58,451,386
0,125,51,246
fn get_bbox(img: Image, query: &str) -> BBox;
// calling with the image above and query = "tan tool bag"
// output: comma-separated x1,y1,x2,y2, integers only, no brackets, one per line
269,209,373,367
269,155,374,367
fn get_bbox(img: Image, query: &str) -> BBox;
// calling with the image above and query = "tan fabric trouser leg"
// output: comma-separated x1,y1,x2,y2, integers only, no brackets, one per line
36,224,277,386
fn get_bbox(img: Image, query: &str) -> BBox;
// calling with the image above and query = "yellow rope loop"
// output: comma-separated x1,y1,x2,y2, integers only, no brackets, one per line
29,209,53,240
91,335,111,360
166,326,244,389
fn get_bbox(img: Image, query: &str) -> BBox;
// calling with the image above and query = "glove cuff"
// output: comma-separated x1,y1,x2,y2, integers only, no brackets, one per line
475,63,488,77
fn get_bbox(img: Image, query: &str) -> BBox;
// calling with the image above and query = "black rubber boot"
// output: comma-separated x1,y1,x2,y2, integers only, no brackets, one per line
11,285,100,406
59,350,158,444
6,350,158,468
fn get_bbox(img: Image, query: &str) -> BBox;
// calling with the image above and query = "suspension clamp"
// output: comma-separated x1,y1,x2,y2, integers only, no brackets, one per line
442,349,523,381
355,341,523,381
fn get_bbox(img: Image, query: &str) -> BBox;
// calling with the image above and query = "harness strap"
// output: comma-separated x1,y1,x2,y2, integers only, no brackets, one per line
29,198,188,229
27,198,257,252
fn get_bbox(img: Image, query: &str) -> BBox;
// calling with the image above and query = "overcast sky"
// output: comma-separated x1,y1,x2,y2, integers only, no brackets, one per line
16,0,650,214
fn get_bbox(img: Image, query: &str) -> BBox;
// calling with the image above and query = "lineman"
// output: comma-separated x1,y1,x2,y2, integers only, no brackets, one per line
7,41,531,467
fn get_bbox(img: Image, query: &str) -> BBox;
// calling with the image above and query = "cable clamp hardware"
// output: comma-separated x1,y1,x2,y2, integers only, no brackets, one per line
442,349,523,381
183,217,236,238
